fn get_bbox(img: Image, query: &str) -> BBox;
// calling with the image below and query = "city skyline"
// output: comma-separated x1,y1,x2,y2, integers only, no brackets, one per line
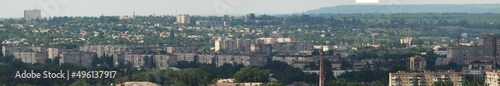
1,0,500,18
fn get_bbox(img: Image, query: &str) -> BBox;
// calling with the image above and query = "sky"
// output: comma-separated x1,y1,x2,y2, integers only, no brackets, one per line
1,0,499,18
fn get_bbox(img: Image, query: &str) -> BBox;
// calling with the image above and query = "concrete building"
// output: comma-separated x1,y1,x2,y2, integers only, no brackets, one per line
195,20,231,27
124,54,177,68
176,53,197,62
215,55,267,67
258,37,295,44
153,54,177,68
13,52,47,64
485,71,500,86
2,46,44,57
176,14,190,24
214,37,312,55
47,48,58,59
408,55,426,71
24,9,41,20
478,34,497,57
59,52,95,67
273,55,336,69
400,37,423,47
446,34,500,65
389,71,465,86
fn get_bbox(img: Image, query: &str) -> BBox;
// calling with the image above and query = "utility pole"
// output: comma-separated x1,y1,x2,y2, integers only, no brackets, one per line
319,51,324,86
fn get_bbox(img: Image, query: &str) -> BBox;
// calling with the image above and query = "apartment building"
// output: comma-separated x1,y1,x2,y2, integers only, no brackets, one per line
124,54,177,68
2,46,45,56
176,14,190,24
273,55,336,69
486,71,500,86
389,71,465,86
446,34,500,65
24,9,41,20
59,51,96,67
408,55,426,71
214,37,313,55
13,52,47,64
215,55,266,67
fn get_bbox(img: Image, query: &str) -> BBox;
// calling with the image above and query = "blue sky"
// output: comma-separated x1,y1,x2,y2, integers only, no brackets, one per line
1,0,499,18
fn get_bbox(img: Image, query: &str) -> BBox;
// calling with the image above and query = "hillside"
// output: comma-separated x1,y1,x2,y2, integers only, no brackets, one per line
306,4,500,14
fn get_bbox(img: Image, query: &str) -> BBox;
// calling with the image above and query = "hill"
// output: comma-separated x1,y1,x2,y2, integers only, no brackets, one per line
306,4,500,14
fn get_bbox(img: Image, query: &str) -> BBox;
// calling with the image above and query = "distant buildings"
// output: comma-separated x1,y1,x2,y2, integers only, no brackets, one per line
272,55,338,70
445,34,500,65
119,15,134,20
176,53,267,67
407,55,426,71
24,9,41,20
195,20,231,27
13,52,46,64
214,37,313,55
389,71,465,86
59,51,96,67
400,37,423,47
124,54,177,68
3,45,48,64
176,14,190,24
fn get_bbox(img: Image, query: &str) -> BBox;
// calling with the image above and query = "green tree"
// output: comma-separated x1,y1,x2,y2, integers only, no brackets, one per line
369,80,383,86
233,67,270,83
70,79,90,86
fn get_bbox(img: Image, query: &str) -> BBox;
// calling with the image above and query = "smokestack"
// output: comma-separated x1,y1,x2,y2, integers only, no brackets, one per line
319,51,324,86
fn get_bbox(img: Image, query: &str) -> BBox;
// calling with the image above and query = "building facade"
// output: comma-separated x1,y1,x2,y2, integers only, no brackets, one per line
124,54,177,68
24,9,41,20
446,34,500,65
13,52,47,64
176,14,190,24
59,52,96,67
486,71,500,86
389,71,465,86
408,55,426,71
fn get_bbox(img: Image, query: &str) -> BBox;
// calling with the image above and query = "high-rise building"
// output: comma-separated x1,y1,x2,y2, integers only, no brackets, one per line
389,71,465,86
408,55,426,71
176,14,190,24
479,34,497,57
24,9,41,20
446,34,500,65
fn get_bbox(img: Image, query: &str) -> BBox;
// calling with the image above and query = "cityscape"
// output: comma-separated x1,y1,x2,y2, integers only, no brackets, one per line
1,1,500,86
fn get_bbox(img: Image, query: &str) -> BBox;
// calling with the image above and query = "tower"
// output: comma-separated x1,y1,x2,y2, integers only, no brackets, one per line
319,51,324,86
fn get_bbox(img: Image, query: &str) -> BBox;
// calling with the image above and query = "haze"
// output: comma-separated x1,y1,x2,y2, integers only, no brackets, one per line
1,0,499,18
